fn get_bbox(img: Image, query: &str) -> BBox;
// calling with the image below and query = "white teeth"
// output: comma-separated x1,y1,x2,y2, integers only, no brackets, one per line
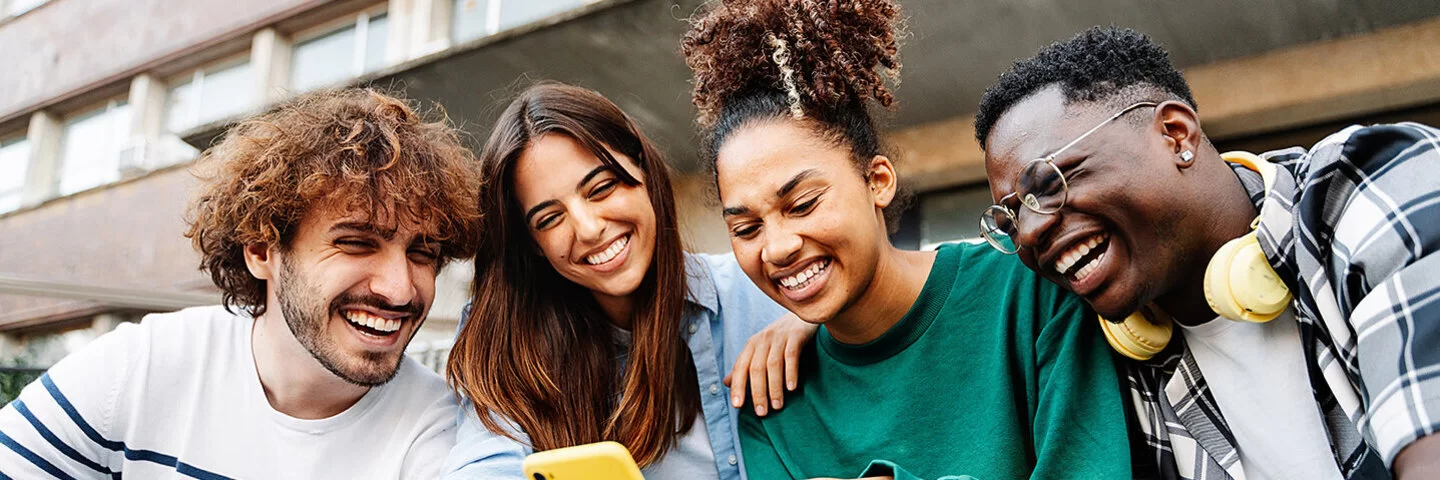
344,310,401,333
1053,234,1108,277
779,260,828,290
585,235,629,265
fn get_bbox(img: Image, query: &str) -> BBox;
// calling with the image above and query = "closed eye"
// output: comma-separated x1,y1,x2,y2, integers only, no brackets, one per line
588,179,618,200
730,223,760,240
335,238,377,251
790,195,819,216
408,247,440,265
534,212,562,231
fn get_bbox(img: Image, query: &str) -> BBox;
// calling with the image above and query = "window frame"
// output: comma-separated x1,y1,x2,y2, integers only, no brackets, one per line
288,4,392,92
164,52,255,134
56,97,133,196
0,133,31,213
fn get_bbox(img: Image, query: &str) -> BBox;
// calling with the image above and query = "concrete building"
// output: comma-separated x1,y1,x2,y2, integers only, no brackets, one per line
3,0,1440,371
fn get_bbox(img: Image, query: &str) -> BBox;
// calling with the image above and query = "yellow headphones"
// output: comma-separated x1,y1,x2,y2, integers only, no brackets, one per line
1098,151,1294,361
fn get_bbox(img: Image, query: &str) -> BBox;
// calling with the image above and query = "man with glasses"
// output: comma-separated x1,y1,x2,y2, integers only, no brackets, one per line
974,27,1440,480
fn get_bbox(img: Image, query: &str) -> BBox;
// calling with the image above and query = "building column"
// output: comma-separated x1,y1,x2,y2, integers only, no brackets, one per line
411,0,451,58
122,73,168,173
251,28,294,103
19,111,62,207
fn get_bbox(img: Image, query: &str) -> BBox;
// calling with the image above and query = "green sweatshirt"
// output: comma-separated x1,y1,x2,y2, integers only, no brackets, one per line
738,242,1131,480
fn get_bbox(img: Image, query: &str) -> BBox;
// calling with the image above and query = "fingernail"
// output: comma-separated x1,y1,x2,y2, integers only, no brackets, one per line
755,405,767,416
787,381,796,390
732,396,742,408
771,399,781,409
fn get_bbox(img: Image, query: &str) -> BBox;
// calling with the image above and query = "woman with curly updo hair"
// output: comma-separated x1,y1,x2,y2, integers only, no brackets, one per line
683,1,1132,478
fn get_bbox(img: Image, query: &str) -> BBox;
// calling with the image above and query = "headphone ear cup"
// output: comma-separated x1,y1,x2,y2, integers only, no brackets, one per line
1099,305,1173,361
1205,233,1290,322
1204,237,1248,322
1225,234,1291,322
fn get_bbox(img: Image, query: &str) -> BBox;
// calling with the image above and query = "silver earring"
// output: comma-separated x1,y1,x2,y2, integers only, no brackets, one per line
1179,150,1194,163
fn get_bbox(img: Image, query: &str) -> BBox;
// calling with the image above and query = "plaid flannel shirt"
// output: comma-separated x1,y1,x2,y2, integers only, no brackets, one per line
1127,122,1440,480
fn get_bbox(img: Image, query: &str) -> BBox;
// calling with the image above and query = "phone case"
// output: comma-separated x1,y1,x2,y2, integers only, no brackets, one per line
523,441,646,480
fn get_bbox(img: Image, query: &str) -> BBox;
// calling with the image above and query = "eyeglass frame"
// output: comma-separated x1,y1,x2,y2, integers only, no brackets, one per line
980,101,1159,254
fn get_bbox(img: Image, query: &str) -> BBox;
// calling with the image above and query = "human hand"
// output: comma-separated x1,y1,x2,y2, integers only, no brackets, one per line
723,312,817,416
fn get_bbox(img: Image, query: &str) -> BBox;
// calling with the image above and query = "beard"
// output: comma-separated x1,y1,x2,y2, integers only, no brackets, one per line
274,255,415,387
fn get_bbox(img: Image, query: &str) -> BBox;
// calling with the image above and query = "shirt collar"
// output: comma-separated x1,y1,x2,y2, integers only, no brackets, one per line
683,253,721,315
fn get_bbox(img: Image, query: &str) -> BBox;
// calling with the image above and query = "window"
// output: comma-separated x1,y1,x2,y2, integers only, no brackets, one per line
166,58,254,133
497,0,584,30
916,184,995,250
57,100,132,196
451,0,587,43
291,11,390,93
0,136,30,213
2,0,48,17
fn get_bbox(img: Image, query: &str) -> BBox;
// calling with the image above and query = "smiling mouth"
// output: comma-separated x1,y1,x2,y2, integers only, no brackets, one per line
342,309,403,337
583,234,630,266
777,258,831,291
1054,233,1110,284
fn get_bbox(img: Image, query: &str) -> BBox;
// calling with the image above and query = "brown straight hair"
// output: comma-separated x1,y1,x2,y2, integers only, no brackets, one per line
447,82,699,467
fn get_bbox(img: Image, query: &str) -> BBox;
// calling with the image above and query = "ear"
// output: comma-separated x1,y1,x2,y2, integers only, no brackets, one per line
243,242,278,281
1155,100,1204,169
866,155,899,209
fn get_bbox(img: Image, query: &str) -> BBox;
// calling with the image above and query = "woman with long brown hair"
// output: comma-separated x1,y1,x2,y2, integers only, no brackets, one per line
442,82,809,480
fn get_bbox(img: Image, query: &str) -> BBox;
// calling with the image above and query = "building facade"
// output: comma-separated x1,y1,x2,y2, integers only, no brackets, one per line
2,0,1440,375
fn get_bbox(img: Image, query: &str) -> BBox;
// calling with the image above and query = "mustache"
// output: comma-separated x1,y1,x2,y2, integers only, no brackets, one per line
330,292,424,317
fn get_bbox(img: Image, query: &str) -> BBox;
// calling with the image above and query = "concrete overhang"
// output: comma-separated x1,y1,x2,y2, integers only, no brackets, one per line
185,0,1440,171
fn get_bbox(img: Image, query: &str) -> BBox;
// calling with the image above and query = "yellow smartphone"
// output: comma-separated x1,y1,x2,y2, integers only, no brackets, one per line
523,441,646,480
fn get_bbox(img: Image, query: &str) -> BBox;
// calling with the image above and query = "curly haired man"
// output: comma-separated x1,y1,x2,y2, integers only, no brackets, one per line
0,89,482,478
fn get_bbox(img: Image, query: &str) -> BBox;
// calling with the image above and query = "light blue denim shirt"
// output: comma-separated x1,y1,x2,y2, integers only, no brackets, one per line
442,253,789,480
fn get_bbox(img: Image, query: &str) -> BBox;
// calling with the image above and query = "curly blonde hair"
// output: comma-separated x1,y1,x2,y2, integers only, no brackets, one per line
184,88,483,316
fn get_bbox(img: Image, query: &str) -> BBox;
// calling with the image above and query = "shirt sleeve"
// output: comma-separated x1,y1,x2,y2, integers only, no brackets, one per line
0,321,140,478
737,411,796,479
1304,123,1440,464
441,398,532,480
400,386,460,479
1029,291,1133,478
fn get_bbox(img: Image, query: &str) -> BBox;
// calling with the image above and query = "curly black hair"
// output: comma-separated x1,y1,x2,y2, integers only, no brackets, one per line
974,27,1197,150
681,0,911,232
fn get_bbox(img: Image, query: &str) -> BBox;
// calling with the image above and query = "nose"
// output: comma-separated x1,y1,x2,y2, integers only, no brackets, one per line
569,203,606,244
760,223,802,267
1012,208,1060,254
369,248,418,307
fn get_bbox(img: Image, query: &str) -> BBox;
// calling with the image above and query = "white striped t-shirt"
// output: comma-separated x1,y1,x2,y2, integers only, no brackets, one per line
0,306,457,479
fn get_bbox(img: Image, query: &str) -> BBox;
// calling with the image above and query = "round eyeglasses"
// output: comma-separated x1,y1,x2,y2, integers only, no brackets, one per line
980,102,1157,254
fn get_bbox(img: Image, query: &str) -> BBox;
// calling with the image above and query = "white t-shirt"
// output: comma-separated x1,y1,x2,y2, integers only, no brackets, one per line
0,306,457,479
641,415,720,480
1182,309,1342,480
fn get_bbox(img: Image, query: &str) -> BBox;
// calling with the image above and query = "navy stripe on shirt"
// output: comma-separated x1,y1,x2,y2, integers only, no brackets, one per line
0,429,77,480
13,399,118,477
8,373,237,480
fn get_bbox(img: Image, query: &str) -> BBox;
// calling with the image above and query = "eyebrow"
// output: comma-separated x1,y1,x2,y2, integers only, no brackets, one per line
524,200,560,225
776,169,819,199
330,222,396,241
721,205,750,217
577,165,613,191
722,169,820,218
521,165,615,225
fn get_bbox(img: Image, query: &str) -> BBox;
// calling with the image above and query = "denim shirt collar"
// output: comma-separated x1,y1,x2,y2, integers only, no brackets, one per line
684,253,722,317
